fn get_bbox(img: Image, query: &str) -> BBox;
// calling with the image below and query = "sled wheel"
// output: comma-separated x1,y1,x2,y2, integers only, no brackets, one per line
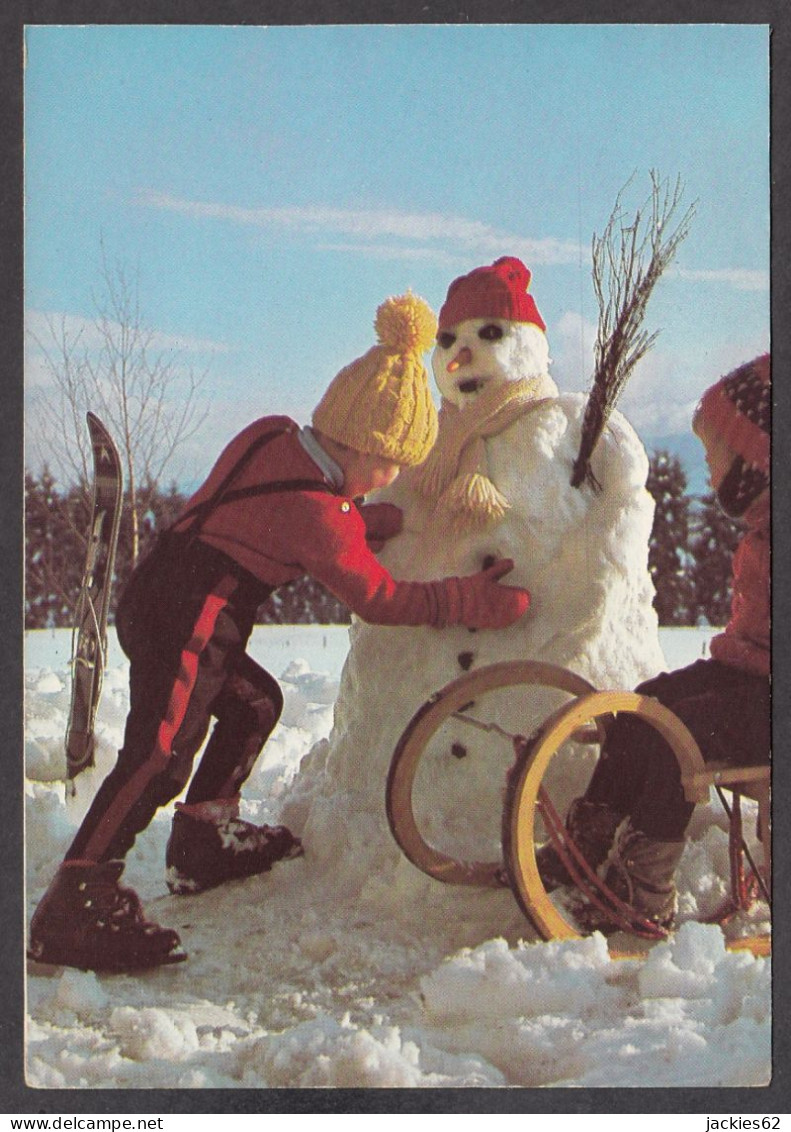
386,661,601,887
502,691,706,941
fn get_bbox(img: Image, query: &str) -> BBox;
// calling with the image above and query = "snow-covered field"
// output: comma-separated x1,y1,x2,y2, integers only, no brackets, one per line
24,625,771,1090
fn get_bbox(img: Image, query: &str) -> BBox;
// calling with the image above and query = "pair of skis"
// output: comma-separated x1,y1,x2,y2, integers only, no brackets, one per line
64,413,123,789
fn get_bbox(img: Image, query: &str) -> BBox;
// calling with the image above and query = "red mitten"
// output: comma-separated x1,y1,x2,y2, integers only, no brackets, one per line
437,558,530,630
358,502,404,550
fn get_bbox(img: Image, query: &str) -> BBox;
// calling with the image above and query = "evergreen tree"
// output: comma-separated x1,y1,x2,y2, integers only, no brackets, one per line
689,492,742,626
646,449,695,625
25,476,189,628
25,469,88,628
25,469,61,627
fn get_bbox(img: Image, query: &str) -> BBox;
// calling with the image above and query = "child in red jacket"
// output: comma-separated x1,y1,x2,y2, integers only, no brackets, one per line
538,354,770,930
29,293,531,973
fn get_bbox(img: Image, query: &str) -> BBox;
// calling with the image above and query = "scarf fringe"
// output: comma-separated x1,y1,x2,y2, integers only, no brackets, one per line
439,472,511,531
414,375,559,527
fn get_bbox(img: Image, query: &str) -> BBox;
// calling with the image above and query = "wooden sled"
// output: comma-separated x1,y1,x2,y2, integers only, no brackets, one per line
387,664,771,959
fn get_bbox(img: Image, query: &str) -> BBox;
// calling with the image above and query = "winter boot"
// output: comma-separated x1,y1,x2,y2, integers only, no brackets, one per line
535,798,623,891
576,823,685,934
165,799,304,895
28,860,187,972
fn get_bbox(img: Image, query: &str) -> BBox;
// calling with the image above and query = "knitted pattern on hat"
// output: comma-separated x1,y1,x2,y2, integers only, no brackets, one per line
313,293,438,467
695,353,770,517
438,256,546,332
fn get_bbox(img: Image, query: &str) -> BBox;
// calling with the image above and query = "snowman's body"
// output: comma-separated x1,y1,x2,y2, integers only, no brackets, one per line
282,276,665,931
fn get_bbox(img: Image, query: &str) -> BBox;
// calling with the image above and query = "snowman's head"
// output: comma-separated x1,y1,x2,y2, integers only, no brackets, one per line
432,317,551,407
432,256,552,408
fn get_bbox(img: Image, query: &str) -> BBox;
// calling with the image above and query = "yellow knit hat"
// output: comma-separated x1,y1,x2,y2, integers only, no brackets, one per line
312,292,439,467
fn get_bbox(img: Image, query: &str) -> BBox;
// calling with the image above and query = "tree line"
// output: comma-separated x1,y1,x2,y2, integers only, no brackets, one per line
25,449,738,631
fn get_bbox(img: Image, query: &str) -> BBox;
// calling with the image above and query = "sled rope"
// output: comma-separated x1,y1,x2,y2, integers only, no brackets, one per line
537,781,668,940
448,710,668,937
450,709,526,745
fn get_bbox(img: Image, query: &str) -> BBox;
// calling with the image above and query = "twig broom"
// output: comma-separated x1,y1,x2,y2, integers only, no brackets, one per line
571,171,696,491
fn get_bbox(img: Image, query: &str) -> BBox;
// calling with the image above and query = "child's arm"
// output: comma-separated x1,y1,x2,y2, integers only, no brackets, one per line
292,492,530,630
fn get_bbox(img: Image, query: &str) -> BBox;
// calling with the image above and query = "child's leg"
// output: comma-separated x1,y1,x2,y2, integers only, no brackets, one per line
536,664,712,892
542,659,769,926
579,661,769,929
164,655,301,895
65,577,242,864
586,659,769,841
185,654,284,803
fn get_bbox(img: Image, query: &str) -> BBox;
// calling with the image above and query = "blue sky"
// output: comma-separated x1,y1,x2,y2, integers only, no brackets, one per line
24,23,770,490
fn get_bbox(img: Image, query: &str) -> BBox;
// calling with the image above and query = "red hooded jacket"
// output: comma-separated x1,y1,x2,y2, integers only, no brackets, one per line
172,416,528,631
709,492,770,677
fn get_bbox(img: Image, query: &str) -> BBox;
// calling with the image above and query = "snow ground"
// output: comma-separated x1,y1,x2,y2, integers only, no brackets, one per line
24,626,771,1090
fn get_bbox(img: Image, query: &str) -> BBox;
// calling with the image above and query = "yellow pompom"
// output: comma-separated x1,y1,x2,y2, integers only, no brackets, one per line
374,292,438,354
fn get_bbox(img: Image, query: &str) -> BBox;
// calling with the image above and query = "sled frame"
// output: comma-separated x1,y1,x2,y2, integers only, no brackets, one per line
385,660,602,887
387,664,771,951
502,690,771,943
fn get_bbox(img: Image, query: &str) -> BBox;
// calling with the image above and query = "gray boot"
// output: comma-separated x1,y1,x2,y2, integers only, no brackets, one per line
535,797,623,891
600,823,685,929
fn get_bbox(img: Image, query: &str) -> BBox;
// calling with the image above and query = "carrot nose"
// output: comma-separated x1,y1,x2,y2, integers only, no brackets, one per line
447,346,472,373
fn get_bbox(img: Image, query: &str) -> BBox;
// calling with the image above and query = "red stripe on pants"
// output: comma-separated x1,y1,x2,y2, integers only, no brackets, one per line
80,578,236,862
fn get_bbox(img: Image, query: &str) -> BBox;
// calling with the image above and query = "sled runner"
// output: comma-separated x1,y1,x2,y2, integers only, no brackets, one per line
64,413,123,786
387,663,771,958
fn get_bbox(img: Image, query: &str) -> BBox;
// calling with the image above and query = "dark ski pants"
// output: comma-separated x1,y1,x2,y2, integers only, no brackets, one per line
66,537,282,864
584,658,770,841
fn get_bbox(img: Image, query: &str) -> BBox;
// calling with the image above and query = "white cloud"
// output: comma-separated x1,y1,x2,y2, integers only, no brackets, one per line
548,310,598,390
548,308,770,439
673,267,769,292
137,192,769,296
135,190,582,266
618,337,770,437
318,242,464,265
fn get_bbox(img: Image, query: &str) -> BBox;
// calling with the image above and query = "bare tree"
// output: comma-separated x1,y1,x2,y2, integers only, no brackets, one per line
30,242,210,565
571,171,697,490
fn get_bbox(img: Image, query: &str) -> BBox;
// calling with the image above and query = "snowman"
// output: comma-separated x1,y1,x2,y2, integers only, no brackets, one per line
283,257,665,932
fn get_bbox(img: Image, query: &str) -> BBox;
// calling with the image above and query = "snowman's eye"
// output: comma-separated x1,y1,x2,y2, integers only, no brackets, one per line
479,323,503,341
437,331,456,350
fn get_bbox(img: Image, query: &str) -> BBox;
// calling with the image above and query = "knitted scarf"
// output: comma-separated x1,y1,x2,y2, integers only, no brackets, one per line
414,374,558,531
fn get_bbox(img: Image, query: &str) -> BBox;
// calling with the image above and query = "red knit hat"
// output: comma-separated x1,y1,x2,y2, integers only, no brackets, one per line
694,354,770,476
438,256,546,332
694,353,770,516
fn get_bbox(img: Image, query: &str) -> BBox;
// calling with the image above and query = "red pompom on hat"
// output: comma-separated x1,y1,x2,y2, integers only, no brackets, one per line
438,256,546,332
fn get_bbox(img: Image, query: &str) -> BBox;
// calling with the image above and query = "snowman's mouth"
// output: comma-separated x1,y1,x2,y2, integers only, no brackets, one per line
457,376,489,394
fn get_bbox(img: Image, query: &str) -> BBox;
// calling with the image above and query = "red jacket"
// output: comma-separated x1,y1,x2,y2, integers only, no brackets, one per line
173,416,528,630
710,492,770,677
